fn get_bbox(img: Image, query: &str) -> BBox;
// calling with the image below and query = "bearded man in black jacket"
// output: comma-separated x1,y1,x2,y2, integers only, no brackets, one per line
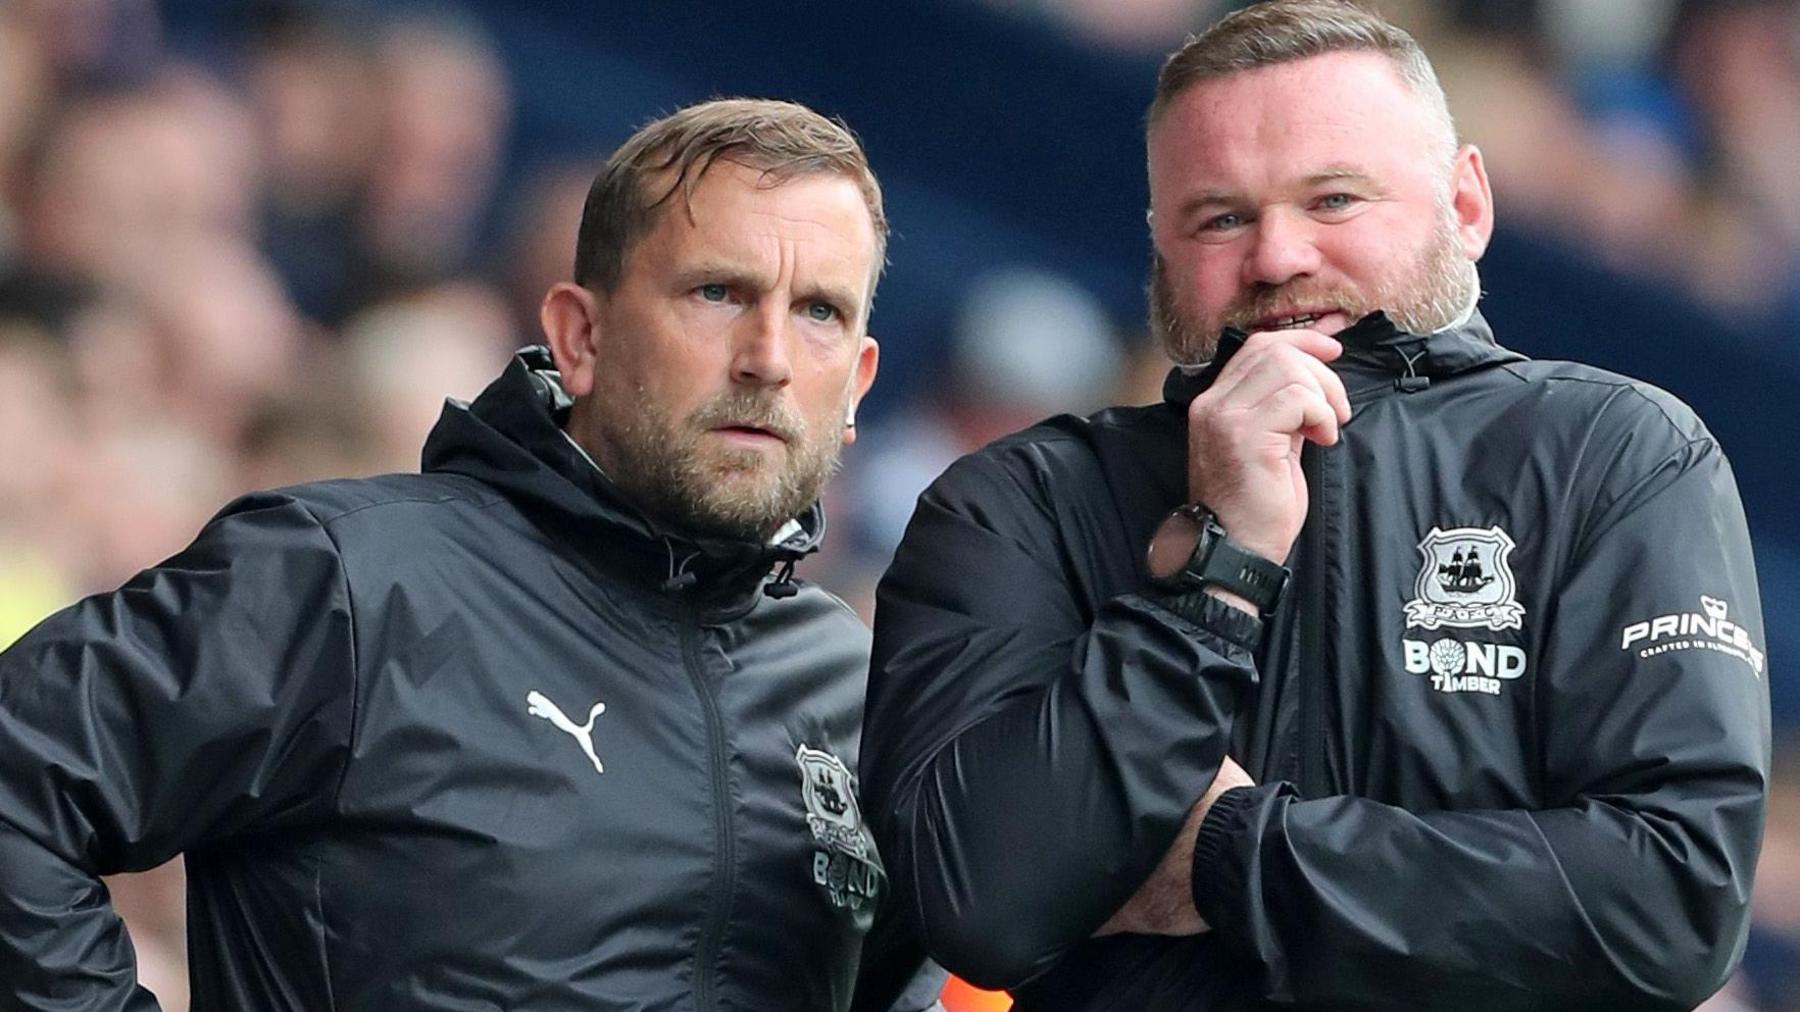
863,3,1769,1010
0,98,935,1011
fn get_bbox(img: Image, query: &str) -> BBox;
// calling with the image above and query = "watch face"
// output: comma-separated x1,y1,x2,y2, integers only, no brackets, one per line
1147,508,1204,581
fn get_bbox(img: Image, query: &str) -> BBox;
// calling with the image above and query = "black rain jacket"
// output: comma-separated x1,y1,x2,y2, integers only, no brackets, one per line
0,347,917,1011
863,312,1769,1011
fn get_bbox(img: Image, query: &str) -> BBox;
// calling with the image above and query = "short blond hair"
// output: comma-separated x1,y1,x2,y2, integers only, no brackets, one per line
1150,0,1455,162
573,98,887,298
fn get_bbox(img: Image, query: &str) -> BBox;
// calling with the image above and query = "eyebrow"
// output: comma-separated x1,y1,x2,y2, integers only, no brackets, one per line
1177,190,1243,220
1301,166,1379,189
673,260,764,291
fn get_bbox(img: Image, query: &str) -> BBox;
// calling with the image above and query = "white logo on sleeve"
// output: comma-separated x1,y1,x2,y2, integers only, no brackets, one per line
527,691,608,774
1403,526,1526,631
1620,595,1765,677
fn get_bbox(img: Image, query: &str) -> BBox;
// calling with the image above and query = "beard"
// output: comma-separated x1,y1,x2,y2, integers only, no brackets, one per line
1149,198,1477,364
588,385,845,542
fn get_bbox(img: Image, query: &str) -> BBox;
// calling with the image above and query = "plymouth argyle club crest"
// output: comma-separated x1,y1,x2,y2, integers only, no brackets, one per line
798,744,866,858
1403,526,1526,631
797,744,881,911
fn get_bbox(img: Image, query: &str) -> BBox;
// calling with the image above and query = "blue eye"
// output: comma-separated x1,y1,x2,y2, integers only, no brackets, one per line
1318,193,1356,211
1203,212,1244,232
805,302,839,323
698,283,729,302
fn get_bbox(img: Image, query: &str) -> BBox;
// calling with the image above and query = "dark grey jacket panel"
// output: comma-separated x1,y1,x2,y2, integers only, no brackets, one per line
864,313,1769,1010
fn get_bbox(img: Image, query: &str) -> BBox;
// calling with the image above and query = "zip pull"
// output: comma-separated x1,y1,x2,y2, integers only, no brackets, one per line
763,559,799,599
662,541,700,593
1395,345,1430,392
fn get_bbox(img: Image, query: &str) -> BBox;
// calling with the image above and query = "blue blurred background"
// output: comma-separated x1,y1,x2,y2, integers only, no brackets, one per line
0,0,1794,1008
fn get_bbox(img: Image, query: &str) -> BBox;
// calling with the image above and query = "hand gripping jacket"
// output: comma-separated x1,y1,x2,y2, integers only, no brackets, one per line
863,312,1769,1011
0,348,920,1011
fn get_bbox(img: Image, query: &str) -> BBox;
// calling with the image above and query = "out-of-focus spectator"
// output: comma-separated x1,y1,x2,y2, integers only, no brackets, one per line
249,5,381,324
0,330,76,648
1735,741,1800,1010
0,9,49,259
340,281,517,472
497,161,593,341
352,15,510,304
829,266,1120,616
972,0,1231,52
3,0,162,89
237,346,382,492
59,416,231,593
1671,0,1800,325
118,240,305,445
12,69,259,290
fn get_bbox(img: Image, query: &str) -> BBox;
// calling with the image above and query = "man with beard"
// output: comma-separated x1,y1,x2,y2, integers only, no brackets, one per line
0,99,934,1011
861,3,1768,1009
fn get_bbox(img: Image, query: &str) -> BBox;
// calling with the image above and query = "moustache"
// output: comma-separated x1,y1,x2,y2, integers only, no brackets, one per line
1222,286,1366,329
689,393,804,444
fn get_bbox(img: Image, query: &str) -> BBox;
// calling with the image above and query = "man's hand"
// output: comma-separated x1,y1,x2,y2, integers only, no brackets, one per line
1187,329,1350,566
1094,756,1256,937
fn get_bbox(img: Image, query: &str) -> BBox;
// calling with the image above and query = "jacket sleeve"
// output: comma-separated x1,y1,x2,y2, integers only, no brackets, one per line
862,447,1260,989
0,494,358,1010
1192,413,1769,1010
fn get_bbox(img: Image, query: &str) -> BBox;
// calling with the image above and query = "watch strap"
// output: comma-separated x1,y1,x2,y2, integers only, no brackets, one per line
1198,533,1289,614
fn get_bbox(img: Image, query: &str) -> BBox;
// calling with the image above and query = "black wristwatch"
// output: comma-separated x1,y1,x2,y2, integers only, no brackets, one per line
1145,504,1290,615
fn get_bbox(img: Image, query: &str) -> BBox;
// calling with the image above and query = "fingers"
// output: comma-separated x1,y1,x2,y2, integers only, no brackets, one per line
1209,327,1343,398
1255,378,1344,446
1194,361,1349,451
1184,328,1347,564
1202,329,1352,435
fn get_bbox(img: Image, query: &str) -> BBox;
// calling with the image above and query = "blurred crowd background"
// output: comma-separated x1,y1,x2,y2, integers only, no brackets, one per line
0,0,1795,1008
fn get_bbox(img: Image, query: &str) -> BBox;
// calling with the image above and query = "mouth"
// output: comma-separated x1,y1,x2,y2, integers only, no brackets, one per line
1245,309,1349,335
710,424,789,446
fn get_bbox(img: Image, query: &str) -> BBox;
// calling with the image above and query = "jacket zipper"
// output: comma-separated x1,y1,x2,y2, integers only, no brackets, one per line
1299,443,1329,798
680,611,732,1012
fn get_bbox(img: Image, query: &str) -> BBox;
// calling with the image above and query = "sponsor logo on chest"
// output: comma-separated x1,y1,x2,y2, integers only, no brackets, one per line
1400,525,1529,697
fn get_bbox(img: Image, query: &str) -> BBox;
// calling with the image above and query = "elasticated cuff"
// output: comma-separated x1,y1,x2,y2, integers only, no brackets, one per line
1142,590,1264,654
1190,782,1268,931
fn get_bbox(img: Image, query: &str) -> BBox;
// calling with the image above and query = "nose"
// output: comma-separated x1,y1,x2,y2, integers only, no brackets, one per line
729,304,793,388
1242,207,1320,288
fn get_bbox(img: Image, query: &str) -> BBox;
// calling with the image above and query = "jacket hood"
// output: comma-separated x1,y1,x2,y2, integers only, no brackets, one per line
1162,309,1526,408
421,346,823,601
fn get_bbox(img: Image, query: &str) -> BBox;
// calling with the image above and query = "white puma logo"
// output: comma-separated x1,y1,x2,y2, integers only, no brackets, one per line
526,690,607,775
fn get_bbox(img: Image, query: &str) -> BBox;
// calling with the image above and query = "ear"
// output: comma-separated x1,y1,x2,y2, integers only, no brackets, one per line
841,335,879,447
540,282,604,397
1450,144,1494,262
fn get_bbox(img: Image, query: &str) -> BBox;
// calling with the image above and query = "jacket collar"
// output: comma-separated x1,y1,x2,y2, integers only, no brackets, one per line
1161,309,1525,408
421,346,822,604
